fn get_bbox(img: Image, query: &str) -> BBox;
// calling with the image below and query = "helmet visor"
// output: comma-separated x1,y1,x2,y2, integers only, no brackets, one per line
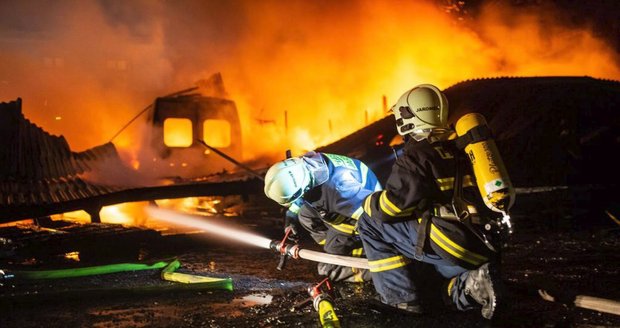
398,105,437,126
282,187,305,207
398,106,415,119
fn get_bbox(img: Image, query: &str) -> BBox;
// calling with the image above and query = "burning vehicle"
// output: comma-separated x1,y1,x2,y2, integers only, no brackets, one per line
140,79,243,180
0,76,262,225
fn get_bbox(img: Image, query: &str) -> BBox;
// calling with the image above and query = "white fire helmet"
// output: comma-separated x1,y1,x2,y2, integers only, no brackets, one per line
264,157,311,207
392,84,449,141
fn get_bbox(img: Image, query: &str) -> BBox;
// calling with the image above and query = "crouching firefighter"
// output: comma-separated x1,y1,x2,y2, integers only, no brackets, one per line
264,151,382,282
357,84,515,319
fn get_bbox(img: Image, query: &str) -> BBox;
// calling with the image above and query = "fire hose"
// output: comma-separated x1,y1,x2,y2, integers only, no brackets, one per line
0,258,233,291
290,277,341,328
269,228,370,271
308,278,341,328
0,260,169,280
146,206,370,270
146,207,620,318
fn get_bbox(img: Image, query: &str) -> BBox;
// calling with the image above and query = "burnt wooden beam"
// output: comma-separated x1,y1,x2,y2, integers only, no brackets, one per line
0,177,264,224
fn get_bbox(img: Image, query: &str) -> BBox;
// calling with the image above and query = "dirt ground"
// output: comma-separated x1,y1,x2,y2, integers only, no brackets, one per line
0,188,619,328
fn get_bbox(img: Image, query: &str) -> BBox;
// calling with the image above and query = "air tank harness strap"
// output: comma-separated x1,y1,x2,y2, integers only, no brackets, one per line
414,202,432,261
455,124,492,150
413,211,431,261
453,150,498,253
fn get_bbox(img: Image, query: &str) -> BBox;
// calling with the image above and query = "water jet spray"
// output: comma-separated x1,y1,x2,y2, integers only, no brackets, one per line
145,206,369,270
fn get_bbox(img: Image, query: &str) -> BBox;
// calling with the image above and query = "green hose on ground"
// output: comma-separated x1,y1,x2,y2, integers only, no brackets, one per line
13,260,171,280
161,259,233,291
7,259,233,291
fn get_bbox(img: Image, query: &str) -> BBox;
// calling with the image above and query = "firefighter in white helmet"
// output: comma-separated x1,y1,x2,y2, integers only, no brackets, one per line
357,84,510,319
264,151,381,282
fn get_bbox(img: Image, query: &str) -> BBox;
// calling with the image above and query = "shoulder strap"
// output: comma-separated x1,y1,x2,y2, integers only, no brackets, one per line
452,150,499,252
414,210,431,260
451,150,469,221
455,124,492,150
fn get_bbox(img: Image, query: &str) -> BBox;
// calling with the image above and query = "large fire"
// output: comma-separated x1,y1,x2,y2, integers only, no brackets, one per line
0,1,617,162
1,1,619,228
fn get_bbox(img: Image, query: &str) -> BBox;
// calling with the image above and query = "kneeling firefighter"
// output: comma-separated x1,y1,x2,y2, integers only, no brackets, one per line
357,84,515,319
264,151,382,282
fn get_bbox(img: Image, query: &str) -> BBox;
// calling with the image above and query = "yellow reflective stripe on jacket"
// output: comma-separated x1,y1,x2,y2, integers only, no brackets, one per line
447,277,456,296
379,191,415,217
364,195,373,216
318,239,326,245
327,222,357,235
360,163,369,187
436,175,475,191
379,191,398,215
429,223,487,266
351,248,364,257
351,207,364,220
329,214,347,225
368,255,411,272
289,203,301,214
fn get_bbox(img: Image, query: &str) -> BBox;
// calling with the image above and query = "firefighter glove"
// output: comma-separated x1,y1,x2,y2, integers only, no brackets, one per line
284,213,300,243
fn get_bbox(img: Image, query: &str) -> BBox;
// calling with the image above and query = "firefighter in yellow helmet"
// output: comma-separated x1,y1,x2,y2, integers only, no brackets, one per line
264,151,382,282
357,84,511,319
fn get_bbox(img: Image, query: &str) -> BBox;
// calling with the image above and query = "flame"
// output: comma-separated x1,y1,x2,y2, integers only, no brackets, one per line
163,118,193,147
5,2,616,233
228,1,620,159
0,1,617,164
203,119,231,148
51,202,150,227
154,197,236,217
64,251,81,262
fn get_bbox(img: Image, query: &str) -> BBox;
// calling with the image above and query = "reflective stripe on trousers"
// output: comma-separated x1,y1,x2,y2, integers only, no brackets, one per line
357,213,482,310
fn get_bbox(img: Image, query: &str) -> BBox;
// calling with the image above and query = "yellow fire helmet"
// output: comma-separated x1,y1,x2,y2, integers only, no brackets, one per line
392,84,449,141
264,157,311,207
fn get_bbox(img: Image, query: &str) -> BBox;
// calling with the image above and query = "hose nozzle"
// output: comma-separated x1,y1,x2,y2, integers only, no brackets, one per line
270,230,300,271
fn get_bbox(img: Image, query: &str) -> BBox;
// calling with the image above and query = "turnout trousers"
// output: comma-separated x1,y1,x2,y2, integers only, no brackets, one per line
357,213,486,311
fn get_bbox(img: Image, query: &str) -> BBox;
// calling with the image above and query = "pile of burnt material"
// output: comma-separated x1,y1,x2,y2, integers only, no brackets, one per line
0,219,161,267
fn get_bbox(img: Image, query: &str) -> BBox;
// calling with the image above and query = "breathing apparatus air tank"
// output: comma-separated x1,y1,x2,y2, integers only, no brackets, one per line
455,113,515,215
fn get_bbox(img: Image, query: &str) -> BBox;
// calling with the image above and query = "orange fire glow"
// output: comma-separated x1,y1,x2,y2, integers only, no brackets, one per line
0,2,615,231
203,119,231,148
48,197,237,232
163,118,193,147
0,1,618,164
52,202,150,227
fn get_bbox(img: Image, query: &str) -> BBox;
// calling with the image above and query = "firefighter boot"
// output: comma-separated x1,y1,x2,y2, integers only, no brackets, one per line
463,262,502,319
392,301,424,314
372,294,425,315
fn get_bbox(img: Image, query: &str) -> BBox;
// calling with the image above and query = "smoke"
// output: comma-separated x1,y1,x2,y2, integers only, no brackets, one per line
0,0,618,166
471,2,620,77
0,0,172,153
